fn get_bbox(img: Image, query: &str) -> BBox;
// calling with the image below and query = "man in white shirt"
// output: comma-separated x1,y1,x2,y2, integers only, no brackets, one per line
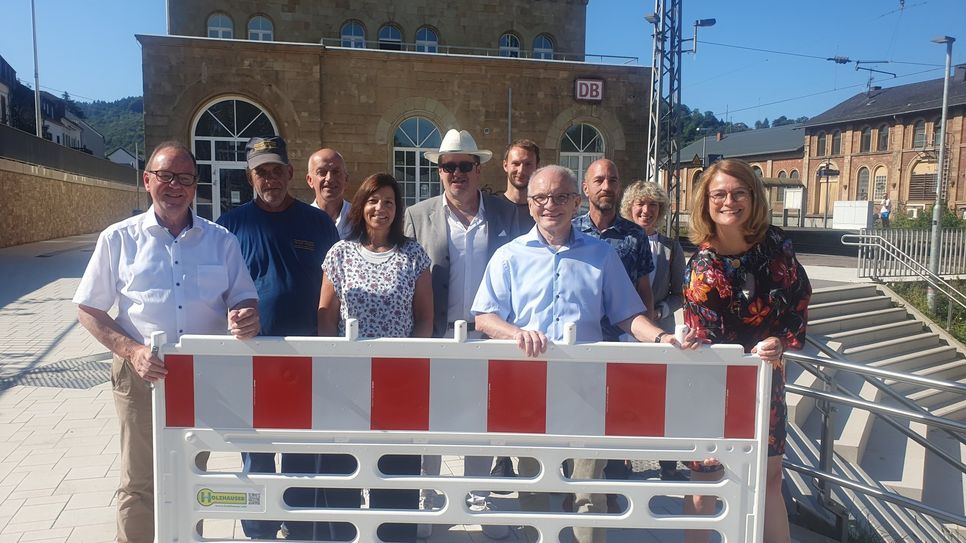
74,141,260,543
307,148,352,239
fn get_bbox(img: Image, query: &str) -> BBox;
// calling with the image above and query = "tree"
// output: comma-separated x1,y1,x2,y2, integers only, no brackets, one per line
61,92,86,119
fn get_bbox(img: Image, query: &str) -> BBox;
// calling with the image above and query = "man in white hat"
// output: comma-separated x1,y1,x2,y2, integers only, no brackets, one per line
404,129,521,539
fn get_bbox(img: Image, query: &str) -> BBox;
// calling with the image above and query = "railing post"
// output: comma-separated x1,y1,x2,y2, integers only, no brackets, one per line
816,370,850,542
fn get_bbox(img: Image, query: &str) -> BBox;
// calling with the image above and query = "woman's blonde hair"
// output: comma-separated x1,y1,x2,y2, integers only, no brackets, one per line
621,180,668,228
688,158,770,246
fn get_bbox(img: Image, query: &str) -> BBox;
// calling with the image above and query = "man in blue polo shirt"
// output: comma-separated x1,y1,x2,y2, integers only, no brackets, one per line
473,164,684,543
217,136,343,540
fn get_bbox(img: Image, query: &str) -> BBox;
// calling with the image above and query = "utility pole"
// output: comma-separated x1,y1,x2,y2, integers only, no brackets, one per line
31,0,42,138
927,35,955,313
644,0,714,238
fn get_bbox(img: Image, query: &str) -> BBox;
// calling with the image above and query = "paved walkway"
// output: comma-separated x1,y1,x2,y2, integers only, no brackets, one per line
0,234,858,542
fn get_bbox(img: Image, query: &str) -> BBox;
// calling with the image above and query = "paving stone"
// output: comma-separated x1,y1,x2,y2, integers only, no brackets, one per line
9,503,64,524
65,522,114,542
51,506,114,529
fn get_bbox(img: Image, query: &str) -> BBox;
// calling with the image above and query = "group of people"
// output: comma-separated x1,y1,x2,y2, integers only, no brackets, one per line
74,126,810,543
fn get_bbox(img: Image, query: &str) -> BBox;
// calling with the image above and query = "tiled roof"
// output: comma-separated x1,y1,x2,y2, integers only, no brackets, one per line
805,66,966,128
676,123,804,165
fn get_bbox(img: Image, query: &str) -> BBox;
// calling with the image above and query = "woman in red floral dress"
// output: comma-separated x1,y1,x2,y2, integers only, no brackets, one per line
683,159,811,543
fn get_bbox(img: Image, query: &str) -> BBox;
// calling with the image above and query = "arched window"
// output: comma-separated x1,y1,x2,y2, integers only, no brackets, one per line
751,165,763,178
192,98,278,220
856,167,870,200
859,126,872,153
877,124,889,151
248,16,273,41
207,13,233,38
777,170,787,178
816,132,827,156
790,170,800,179
341,21,366,48
378,24,402,50
499,33,521,57
912,120,926,148
415,27,438,53
393,117,442,206
873,167,888,200
560,124,604,182
932,120,943,147
831,130,842,155
533,34,554,59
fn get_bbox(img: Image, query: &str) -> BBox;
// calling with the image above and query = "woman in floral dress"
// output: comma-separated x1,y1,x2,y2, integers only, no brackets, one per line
318,172,433,542
683,159,811,543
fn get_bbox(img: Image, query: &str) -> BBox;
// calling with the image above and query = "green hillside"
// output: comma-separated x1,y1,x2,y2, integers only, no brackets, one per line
77,97,144,158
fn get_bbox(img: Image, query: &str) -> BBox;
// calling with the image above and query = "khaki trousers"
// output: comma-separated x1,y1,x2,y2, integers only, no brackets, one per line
112,354,154,543
572,458,607,543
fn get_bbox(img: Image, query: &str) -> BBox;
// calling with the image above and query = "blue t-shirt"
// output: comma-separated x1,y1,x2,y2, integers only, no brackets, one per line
217,200,339,336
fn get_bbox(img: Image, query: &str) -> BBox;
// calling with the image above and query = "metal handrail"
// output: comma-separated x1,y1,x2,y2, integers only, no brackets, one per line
783,462,966,528
785,347,966,537
841,232,966,310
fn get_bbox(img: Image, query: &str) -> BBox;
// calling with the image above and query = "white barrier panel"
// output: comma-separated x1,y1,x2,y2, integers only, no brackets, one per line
153,331,771,542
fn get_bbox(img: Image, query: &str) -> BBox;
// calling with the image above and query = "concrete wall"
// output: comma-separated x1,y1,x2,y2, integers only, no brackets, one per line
0,158,140,248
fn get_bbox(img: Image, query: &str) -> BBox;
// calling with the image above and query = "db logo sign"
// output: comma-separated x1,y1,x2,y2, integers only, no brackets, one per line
575,78,604,102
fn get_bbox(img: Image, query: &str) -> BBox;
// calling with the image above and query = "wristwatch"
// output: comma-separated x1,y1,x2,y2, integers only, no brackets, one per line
654,332,668,343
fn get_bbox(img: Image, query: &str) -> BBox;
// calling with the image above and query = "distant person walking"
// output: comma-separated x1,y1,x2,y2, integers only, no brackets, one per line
880,194,892,228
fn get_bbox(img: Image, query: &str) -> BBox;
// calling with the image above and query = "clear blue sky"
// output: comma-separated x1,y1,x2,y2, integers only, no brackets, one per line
1,0,963,125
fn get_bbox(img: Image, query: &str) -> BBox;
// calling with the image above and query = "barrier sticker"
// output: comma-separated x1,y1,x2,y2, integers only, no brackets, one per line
194,486,265,512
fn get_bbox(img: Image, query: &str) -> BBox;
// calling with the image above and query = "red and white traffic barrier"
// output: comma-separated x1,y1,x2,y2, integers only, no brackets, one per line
152,322,771,542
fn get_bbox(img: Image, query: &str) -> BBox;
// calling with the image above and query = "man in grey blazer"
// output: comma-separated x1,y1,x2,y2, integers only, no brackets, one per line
403,129,519,540
403,129,521,339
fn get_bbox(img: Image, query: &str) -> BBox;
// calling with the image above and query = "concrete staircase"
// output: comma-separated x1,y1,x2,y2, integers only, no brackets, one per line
786,283,966,541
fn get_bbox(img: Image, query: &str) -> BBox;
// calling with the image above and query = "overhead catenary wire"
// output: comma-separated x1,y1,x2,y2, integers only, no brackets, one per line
699,39,943,68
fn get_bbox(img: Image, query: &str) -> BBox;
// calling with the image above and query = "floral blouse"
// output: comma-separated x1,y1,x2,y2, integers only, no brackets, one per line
322,239,431,338
683,226,811,353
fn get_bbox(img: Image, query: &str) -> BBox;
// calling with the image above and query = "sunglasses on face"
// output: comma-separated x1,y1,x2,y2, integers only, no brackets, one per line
439,161,477,174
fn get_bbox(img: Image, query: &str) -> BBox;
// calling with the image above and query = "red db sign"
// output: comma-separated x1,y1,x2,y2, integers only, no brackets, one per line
575,79,604,102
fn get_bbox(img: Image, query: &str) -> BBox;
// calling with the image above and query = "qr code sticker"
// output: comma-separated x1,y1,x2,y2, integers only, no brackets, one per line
248,493,261,506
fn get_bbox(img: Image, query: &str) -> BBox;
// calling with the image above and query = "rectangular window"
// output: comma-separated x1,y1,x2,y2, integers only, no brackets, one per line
873,175,887,200
909,174,936,200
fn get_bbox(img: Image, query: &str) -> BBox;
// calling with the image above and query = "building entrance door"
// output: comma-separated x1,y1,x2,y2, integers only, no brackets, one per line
214,165,250,220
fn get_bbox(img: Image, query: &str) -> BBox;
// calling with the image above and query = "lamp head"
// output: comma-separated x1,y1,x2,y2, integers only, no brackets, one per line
695,18,717,28
931,35,955,45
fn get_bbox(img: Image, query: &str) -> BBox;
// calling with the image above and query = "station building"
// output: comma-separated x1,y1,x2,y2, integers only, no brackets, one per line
138,0,650,220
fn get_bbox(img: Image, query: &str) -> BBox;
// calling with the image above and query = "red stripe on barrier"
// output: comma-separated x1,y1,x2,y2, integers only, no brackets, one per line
164,354,195,428
371,358,430,430
252,356,313,429
724,365,758,439
605,363,667,436
487,360,547,433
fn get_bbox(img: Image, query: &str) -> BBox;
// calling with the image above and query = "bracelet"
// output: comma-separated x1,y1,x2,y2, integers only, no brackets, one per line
654,332,668,343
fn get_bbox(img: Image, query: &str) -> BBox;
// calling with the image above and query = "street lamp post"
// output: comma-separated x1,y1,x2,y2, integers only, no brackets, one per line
927,35,955,313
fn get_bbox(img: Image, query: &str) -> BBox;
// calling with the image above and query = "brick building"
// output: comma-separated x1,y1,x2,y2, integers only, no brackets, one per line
803,65,966,220
674,123,805,215
139,0,650,220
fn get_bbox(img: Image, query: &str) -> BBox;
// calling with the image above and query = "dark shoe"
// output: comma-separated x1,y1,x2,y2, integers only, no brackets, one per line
491,456,517,477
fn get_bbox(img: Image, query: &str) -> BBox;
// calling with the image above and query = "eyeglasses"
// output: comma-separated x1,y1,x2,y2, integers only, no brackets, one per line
529,192,577,206
149,170,198,186
439,161,477,174
708,190,751,204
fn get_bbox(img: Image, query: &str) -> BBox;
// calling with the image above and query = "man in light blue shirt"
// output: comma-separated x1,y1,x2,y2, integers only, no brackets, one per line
473,164,683,543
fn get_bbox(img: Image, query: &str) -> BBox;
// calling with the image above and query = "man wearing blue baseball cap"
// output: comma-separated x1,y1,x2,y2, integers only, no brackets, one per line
217,136,343,540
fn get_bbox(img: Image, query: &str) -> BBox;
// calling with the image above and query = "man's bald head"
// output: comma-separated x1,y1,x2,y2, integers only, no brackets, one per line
306,148,349,207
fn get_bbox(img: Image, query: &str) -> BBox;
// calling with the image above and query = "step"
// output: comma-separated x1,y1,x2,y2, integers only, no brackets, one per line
868,345,960,373
907,387,963,412
808,296,894,320
932,397,966,420
879,421,928,502
808,307,908,335
834,381,881,463
809,284,881,306
843,333,943,363
890,359,966,394
822,320,924,349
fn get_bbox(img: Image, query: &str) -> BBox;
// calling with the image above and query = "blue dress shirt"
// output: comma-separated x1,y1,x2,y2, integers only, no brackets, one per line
471,226,645,342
